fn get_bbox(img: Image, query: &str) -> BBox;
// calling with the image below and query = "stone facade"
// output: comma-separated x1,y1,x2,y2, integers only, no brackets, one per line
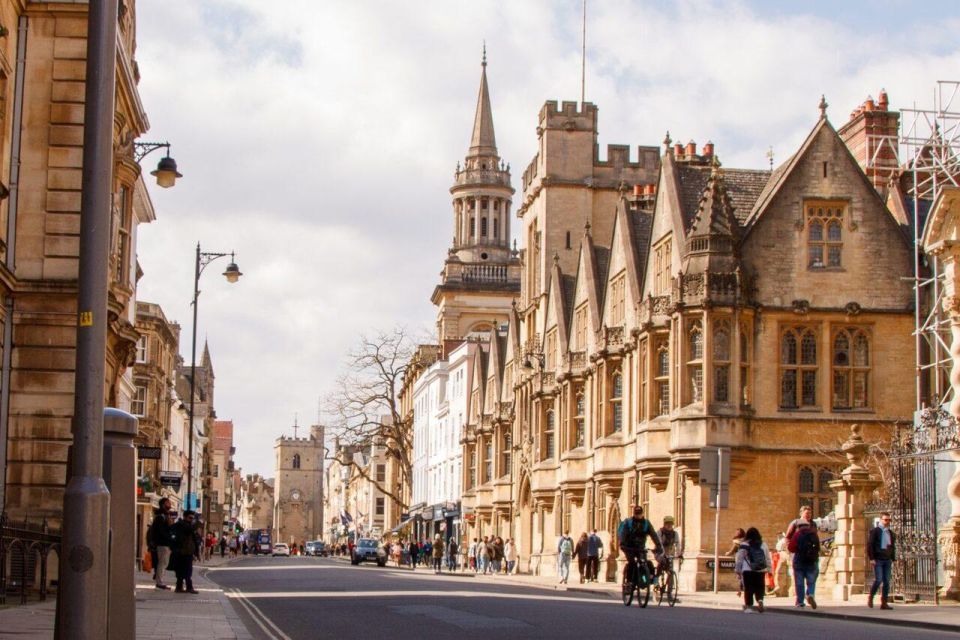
459,96,915,591
239,473,274,533
0,0,157,523
273,425,325,545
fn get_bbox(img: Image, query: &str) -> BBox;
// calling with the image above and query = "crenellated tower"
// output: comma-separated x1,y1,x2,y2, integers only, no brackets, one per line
431,51,521,352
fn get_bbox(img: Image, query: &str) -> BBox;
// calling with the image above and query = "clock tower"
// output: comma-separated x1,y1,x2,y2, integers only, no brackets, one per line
273,424,325,546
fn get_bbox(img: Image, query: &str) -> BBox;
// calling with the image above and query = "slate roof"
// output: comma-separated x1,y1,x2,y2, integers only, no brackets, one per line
676,164,771,228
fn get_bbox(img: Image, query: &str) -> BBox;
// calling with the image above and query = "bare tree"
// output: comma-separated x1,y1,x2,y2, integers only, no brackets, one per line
324,327,424,511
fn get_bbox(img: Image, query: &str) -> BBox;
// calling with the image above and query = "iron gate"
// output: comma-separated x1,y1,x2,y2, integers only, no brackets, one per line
872,407,960,603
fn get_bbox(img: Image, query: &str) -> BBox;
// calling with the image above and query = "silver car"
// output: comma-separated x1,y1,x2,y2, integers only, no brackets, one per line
351,538,386,566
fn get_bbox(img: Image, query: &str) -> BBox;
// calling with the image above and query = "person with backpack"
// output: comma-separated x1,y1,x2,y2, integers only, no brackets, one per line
557,531,574,584
866,512,896,610
786,506,821,609
573,532,590,583
734,527,772,613
617,506,664,587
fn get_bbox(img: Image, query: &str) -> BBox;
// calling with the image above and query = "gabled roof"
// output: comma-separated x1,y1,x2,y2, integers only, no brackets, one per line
576,229,605,332
485,328,504,404
687,165,740,240
677,163,770,229
545,260,572,354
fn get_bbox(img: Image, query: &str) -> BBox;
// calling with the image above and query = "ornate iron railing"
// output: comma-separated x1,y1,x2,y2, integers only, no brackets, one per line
0,512,61,605
891,406,960,458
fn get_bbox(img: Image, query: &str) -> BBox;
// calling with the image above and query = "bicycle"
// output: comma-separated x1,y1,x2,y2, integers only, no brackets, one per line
655,555,681,607
622,549,654,608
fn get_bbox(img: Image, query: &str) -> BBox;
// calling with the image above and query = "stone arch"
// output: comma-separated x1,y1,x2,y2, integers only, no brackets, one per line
605,501,621,582
517,472,533,572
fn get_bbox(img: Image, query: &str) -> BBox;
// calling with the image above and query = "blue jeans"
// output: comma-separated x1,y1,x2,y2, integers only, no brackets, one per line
558,553,571,582
870,559,892,599
793,561,819,605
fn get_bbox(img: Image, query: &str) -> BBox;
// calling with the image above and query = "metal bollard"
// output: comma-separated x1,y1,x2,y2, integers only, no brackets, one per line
102,408,138,640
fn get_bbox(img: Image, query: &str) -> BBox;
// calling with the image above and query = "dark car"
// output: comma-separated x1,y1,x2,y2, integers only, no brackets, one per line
351,538,386,566
306,540,327,557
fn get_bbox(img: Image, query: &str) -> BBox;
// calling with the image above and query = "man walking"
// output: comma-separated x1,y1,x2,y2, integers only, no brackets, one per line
432,534,445,574
557,531,574,584
586,529,603,582
468,538,478,572
867,512,896,610
786,506,820,609
170,510,201,594
447,537,459,572
146,498,173,590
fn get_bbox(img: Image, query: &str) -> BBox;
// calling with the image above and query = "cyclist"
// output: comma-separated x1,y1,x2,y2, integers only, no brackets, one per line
617,506,663,585
657,516,682,600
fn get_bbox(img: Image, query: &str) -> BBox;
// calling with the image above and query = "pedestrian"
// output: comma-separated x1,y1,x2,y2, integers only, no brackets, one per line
219,535,227,558
557,531,574,584
479,535,492,574
423,538,433,567
728,527,746,597
734,527,772,613
786,506,821,609
408,539,419,568
574,532,590,583
468,538,478,572
586,529,603,582
447,538,459,572
146,498,173,590
867,511,896,610
504,538,516,574
492,537,504,574
170,510,201,594
432,534,445,574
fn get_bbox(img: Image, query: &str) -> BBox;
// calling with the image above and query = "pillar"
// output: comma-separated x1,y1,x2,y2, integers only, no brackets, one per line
829,424,880,601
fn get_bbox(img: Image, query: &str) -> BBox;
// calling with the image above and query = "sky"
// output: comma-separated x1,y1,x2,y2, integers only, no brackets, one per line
132,0,960,478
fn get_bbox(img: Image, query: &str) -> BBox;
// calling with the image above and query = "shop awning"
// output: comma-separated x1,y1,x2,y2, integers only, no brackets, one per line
389,517,415,534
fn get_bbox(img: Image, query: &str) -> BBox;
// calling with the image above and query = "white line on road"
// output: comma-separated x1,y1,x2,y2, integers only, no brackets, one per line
229,588,294,640
207,565,333,572
225,589,616,606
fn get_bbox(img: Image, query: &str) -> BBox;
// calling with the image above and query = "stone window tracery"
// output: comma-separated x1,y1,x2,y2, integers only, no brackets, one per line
713,319,731,403
687,320,704,404
610,272,626,325
574,389,585,447
653,235,672,295
798,465,838,517
832,327,870,410
806,201,845,269
484,437,493,482
780,326,818,409
501,430,512,477
740,322,751,405
543,409,556,459
610,369,623,433
292,454,301,469
655,342,670,416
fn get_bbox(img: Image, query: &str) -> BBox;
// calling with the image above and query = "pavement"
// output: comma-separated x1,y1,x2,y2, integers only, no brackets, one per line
0,552,253,640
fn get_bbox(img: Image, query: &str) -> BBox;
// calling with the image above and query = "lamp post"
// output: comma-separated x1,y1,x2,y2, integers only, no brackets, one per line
133,141,183,188
186,244,242,511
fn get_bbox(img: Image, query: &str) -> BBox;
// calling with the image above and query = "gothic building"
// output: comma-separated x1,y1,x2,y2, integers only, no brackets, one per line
460,94,916,590
273,425,325,545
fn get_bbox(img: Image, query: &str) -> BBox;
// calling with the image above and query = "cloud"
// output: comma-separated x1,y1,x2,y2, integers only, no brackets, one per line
133,0,960,478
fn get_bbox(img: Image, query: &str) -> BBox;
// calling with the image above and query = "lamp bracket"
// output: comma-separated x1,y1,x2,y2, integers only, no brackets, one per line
133,141,171,163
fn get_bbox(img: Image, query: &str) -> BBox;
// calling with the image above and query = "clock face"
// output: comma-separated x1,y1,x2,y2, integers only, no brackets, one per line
291,490,301,501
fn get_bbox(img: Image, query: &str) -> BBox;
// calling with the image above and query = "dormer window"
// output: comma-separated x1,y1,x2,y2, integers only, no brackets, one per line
806,201,845,269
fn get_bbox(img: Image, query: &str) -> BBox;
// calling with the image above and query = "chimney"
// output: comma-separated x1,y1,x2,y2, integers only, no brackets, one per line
673,143,684,158
633,184,643,197
838,90,899,197
702,141,715,158
685,140,697,157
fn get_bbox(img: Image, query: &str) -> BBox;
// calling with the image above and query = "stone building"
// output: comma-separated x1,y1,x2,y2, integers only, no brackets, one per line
460,93,916,590
132,301,180,554
176,342,215,515
0,0,160,521
209,419,235,534
273,424,325,546
431,54,520,353
239,473,273,533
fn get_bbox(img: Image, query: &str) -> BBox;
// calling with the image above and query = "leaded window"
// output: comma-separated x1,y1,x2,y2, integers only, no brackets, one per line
832,327,870,409
687,320,703,404
610,369,623,432
713,319,731,403
655,342,670,416
806,201,845,269
780,326,818,409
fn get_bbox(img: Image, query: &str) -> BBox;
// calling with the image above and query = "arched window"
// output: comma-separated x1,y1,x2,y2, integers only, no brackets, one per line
481,217,488,236
833,328,870,409
493,217,499,239
713,319,731,403
687,320,703,404
574,390,585,447
292,454,301,469
484,437,493,483
501,430,512,476
610,369,623,433
468,447,477,488
806,202,845,269
655,342,670,416
740,322,751,405
544,410,556,459
780,326,818,409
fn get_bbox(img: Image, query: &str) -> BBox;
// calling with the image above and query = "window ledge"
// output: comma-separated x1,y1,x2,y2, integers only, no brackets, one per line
807,267,846,273
778,407,822,413
830,408,874,414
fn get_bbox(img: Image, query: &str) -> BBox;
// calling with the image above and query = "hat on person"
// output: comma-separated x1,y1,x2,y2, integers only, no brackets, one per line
663,516,675,524
435,533,441,540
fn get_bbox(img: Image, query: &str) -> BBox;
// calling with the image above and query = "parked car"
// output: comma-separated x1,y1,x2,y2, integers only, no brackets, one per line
272,542,291,557
350,538,386,566
306,540,327,557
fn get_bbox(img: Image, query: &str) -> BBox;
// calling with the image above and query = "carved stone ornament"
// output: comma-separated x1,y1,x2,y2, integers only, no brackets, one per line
845,301,862,316
792,299,810,315
840,423,869,472
943,294,960,319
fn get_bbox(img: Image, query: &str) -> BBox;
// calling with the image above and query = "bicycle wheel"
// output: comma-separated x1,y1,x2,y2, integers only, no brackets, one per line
637,567,651,608
656,572,666,606
622,578,635,606
666,570,679,607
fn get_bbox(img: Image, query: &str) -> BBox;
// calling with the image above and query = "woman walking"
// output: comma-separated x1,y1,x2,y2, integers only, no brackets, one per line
504,538,516,574
734,527,772,613
574,532,590,584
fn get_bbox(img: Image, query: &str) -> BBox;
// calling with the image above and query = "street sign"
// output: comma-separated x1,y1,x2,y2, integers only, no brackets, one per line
705,559,735,570
708,485,730,509
159,471,182,491
699,446,731,485
137,446,162,460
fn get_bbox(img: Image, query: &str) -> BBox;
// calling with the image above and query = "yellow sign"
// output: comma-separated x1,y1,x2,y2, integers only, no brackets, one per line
79,311,93,327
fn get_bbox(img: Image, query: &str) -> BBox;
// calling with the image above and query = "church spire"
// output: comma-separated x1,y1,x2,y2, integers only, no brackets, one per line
469,45,497,158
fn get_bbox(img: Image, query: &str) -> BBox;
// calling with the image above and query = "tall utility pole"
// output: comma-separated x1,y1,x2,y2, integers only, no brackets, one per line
58,1,118,638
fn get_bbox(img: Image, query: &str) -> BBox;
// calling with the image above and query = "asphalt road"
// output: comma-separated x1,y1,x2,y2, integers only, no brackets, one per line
206,556,954,640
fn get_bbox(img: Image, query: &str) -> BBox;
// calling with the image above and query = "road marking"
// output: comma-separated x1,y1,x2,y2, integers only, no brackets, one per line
228,588,295,640
391,604,532,630
225,589,615,606
207,565,333,572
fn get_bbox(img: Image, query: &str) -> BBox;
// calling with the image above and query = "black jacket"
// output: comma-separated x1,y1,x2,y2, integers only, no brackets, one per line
170,519,201,557
146,508,171,549
867,526,896,561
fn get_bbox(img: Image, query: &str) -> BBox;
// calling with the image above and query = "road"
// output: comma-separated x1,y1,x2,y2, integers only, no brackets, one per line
206,556,953,640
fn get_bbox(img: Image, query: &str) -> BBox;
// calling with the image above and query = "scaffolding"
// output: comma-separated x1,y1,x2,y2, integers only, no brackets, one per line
894,81,960,415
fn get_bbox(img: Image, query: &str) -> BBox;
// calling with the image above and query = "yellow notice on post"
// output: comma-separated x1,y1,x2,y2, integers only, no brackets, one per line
79,311,93,326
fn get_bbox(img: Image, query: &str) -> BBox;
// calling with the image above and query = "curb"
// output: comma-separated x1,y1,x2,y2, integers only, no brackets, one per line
765,606,960,633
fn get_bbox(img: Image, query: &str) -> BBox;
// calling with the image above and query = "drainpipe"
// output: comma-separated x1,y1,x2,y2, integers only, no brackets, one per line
0,15,28,510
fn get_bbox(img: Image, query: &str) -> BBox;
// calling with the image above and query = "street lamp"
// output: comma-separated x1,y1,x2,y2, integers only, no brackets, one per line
134,141,183,188
186,244,242,511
